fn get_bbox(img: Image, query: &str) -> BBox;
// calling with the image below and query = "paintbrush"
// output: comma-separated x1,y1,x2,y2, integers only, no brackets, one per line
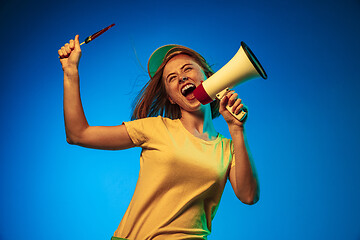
80,23,115,45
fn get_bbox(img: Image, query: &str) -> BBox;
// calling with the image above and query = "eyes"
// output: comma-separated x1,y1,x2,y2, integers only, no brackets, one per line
168,66,193,82
184,66,192,72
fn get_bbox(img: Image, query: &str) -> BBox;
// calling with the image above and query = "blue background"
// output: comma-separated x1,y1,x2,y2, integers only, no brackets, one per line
1,0,360,239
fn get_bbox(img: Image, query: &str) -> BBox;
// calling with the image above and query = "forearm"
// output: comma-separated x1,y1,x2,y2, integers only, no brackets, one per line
63,68,89,143
229,125,259,204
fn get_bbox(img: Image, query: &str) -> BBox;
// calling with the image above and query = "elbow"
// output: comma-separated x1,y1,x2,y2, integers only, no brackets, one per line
65,128,85,145
237,188,260,205
242,193,259,205
65,126,91,146
66,136,75,145
66,133,80,145
242,179,260,205
239,194,259,205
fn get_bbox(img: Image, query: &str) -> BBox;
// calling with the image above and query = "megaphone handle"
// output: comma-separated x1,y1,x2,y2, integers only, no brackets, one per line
226,105,247,122
216,88,248,122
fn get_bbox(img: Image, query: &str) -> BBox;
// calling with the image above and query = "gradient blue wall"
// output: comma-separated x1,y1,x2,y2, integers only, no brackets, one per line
1,0,359,239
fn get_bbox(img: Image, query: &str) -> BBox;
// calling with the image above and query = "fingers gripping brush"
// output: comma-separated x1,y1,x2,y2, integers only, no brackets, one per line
58,23,115,59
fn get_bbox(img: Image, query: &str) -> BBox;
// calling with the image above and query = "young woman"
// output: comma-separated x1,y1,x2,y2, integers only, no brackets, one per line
58,35,259,240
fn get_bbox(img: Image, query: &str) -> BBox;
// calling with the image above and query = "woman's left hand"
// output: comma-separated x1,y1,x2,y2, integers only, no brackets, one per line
219,90,247,128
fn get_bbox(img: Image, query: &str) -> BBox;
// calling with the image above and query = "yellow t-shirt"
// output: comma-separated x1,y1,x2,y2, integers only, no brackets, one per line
113,116,234,240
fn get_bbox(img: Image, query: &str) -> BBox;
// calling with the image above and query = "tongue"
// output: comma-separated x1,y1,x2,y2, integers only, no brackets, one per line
185,92,195,100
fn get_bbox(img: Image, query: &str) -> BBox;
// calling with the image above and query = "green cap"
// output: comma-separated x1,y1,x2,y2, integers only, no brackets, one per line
147,44,181,78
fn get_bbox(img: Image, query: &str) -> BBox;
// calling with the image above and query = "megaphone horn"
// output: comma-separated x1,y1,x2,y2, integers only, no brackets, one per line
193,41,267,121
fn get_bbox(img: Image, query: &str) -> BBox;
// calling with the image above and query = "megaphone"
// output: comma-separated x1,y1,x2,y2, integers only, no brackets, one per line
193,41,267,121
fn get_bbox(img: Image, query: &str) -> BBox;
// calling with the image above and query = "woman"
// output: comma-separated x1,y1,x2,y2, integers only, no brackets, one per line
58,35,259,240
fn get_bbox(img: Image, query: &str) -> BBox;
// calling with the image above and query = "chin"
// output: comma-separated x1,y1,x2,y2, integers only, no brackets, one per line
182,102,203,113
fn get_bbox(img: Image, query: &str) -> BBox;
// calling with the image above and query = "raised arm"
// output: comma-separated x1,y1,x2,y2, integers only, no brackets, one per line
219,91,259,205
58,35,135,150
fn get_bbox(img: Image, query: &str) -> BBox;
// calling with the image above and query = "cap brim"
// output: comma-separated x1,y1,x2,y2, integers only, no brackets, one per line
147,44,181,78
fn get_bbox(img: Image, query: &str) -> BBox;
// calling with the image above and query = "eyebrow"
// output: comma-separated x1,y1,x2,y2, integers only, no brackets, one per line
166,63,193,81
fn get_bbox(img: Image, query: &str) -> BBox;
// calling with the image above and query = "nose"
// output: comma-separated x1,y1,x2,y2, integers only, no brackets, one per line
179,76,188,83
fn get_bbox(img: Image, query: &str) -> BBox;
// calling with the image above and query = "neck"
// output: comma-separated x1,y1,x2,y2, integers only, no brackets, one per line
180,105,218,141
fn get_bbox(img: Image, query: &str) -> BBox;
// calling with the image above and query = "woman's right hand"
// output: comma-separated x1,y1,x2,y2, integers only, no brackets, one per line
59,35,135,151
58,35,82,72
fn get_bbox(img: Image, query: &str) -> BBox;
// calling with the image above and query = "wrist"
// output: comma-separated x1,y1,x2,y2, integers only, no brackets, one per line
63,67,79,77
228,124,244,135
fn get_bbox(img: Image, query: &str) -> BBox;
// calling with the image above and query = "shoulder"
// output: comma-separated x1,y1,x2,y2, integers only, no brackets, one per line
217,133,234,152
124,116,169,126
142,116,179,128
123,116,174,146
217,133,232,143
123,116,178,137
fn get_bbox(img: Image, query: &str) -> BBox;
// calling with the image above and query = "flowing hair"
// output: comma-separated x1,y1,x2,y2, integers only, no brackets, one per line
131,47,220,120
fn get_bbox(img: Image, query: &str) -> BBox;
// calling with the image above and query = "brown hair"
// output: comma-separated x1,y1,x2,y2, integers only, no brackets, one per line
131,47,220,120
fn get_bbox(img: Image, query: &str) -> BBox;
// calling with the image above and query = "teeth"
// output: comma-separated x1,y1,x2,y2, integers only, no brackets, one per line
181,84,195,95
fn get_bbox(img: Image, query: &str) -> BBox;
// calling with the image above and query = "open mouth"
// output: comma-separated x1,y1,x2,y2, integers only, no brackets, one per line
181,83,196,97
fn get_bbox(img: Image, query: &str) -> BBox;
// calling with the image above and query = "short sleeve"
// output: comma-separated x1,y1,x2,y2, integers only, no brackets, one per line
122,117,161,147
